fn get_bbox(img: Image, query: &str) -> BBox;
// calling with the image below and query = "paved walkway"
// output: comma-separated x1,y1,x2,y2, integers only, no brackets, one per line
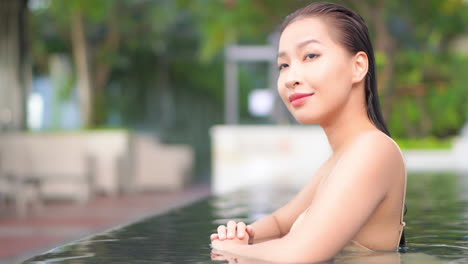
0,184,211,264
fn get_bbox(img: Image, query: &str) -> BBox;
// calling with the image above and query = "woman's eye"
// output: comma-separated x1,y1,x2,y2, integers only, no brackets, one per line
278,64,288,71
305,53,319,60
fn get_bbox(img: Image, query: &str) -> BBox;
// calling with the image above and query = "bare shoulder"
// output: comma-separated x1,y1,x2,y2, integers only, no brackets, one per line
333,130,405,184
347,130,403,163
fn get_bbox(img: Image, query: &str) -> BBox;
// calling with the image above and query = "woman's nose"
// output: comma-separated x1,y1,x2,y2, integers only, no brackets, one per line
285,79,300,89
285,70,302,89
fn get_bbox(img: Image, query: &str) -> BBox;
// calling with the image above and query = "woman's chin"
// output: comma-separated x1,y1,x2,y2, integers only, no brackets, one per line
293,114,320,125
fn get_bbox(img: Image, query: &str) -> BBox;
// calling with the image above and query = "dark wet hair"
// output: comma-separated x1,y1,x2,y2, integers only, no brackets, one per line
281,2,406,248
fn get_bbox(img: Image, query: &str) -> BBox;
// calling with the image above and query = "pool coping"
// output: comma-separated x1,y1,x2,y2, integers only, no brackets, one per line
0,183,211,264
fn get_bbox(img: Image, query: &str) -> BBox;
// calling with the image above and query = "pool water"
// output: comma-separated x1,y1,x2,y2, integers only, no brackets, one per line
24,172,468,263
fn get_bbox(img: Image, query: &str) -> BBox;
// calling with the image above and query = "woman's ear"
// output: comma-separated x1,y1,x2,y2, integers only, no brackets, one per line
351,51,368,84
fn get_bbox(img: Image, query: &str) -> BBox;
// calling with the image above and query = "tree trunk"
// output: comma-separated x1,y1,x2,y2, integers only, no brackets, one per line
71,9,93,128
93,7,121,125
94,7,120,95
0,0,30,131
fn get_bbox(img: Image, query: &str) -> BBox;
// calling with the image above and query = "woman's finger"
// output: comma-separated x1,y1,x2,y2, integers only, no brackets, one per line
210,233,219,241
217,225,227,240
236,222,246,239
246,225,255,236
226,220,237,239
246,225,255,244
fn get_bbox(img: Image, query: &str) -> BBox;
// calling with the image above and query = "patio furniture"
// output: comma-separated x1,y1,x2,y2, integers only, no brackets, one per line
0,135,96,217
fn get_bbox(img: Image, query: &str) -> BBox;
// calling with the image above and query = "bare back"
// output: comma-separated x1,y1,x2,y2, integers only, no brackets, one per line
274,130,407,251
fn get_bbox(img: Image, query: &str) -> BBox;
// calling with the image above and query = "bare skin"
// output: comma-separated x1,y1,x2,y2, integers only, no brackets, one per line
210,17,406,263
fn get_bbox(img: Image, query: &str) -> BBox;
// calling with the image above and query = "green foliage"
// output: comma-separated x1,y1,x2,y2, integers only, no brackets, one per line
30,0,468,139
49,0,113,24
178,0,305,61
389,52,468,138
374,0,468,138
394,137,454,150
179,0,260,61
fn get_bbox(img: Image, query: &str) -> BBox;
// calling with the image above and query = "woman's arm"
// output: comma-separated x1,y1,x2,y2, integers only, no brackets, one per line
249,158,328,243
212,133,399,263
248,214,283,243
214,159,327,244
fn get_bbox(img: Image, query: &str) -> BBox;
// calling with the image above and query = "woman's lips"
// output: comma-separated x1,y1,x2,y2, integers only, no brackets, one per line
289,92,314,107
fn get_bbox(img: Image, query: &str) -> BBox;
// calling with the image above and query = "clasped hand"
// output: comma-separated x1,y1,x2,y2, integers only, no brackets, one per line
210,220,254,250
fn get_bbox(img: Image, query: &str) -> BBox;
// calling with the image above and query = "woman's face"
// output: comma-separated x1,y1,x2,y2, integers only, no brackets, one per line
277,17,356,125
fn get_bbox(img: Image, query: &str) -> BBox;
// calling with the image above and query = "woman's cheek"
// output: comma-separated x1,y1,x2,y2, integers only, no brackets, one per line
277,80,289,106
276,76,284,94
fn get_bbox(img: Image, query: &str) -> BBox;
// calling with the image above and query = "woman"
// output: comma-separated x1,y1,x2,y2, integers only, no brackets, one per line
210,2,407,263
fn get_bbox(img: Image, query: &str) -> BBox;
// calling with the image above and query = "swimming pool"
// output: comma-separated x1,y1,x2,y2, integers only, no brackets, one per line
24,172,468,263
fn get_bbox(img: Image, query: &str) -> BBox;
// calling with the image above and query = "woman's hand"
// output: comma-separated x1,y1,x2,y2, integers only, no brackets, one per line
211,229,249,247
211,235,248,252
210,221,255,244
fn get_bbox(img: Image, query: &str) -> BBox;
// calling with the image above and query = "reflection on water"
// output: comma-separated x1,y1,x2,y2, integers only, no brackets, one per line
24,173,468,264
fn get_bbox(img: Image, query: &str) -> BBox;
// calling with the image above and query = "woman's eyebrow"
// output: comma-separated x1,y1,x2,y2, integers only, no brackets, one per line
277,38,322,58
297,38,321,48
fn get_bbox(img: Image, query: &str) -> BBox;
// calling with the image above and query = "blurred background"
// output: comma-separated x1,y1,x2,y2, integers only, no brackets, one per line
0,0,467,262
